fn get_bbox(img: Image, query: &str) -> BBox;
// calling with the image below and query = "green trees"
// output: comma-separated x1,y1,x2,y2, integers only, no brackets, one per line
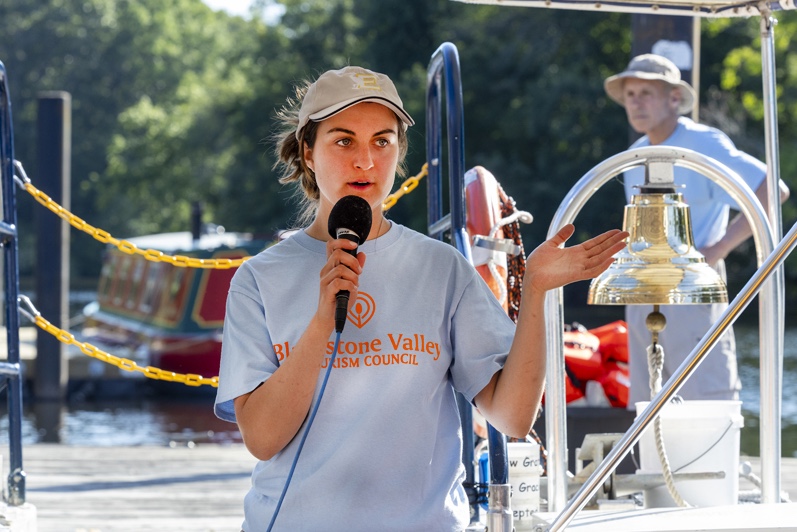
1,0,794,303
1,0,269,277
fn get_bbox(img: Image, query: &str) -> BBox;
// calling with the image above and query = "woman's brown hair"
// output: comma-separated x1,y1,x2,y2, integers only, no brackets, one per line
272,77,409,226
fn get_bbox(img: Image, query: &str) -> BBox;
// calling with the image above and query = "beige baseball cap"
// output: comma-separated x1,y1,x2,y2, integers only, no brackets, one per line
295,66,415,140
604,54,696,116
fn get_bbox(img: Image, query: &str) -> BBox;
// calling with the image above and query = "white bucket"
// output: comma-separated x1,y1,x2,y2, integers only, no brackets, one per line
507,441,542,530
635,400,744,508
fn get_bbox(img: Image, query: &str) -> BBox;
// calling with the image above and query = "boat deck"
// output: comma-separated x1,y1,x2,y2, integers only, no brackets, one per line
534,503,797,530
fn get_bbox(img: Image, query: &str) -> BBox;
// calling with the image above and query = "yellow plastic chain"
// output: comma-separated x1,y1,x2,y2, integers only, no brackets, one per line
17,296,217,387
20,180,248,269
26,315,218,387
17,160,427,268
382,163,428,211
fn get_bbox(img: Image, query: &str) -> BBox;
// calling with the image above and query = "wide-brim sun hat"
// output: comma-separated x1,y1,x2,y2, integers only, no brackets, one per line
604,54,696,116
296,66,415,140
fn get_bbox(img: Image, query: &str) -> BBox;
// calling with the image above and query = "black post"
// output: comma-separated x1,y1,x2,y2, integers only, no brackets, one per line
191,201,203,242
34,91,71,400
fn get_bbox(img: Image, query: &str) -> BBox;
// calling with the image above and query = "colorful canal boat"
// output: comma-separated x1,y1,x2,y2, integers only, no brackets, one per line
82,229,271,378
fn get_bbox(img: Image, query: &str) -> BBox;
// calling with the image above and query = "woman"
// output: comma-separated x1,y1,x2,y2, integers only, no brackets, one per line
214,65,627,531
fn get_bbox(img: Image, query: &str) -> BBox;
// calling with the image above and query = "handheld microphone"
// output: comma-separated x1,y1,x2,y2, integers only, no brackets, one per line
327,195,373,333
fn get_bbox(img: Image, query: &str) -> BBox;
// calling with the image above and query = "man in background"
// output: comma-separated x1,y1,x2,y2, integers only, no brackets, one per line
604,53,790,407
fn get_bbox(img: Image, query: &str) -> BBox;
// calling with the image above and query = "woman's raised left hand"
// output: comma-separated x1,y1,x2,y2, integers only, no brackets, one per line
523,224,628,296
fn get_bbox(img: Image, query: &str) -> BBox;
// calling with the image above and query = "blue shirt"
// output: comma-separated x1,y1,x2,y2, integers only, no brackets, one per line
215,223,516,531
623,117,766,249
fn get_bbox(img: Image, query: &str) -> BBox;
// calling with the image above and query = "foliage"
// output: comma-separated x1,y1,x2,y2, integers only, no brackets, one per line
0,0,265,277
1,0,795,305
701,14,797,301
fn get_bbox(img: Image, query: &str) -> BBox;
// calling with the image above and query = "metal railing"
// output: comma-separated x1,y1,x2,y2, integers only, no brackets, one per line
0,60,26,506
426,42,511,530
542,146,783,530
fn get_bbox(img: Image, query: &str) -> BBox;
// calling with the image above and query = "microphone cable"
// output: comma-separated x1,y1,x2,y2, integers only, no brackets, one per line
266,331,342,532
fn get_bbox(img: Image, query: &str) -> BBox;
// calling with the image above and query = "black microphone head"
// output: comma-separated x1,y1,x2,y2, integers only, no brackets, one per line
327,195,373,244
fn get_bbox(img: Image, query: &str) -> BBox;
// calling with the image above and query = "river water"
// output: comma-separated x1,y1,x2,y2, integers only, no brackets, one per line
736,321,797,456
1,321,796,457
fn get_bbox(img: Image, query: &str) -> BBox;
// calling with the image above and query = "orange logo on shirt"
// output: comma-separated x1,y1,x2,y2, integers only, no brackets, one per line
348,291,375,329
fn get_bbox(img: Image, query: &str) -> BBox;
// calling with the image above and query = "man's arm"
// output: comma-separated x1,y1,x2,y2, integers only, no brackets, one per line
701,177,790,266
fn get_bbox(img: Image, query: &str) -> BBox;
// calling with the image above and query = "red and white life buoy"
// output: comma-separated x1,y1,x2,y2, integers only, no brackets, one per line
465,166,510,311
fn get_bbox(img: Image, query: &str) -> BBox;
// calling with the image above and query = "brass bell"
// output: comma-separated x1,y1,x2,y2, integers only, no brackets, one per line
588,163,728,306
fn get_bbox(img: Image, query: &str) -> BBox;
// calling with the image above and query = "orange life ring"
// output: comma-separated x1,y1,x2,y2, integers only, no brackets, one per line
465,166,508,311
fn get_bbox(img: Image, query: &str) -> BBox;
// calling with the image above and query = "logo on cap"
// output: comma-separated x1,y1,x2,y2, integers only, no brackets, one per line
352,73,382,92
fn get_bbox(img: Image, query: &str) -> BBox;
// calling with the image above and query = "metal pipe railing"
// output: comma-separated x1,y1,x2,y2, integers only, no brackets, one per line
426,42,470,257
0,60,26,505
548,212,796,531
758,12,785,503
426,42,511,528
543,145,778,516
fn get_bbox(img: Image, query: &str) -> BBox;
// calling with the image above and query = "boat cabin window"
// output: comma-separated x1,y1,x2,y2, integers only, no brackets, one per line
111,254,133,308
125,258,147,311
139,261,163,315
158,266,194,324
97,253,118,305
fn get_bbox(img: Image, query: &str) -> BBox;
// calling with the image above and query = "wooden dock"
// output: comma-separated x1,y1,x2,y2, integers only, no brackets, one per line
2,443,256,531
0,444,795,531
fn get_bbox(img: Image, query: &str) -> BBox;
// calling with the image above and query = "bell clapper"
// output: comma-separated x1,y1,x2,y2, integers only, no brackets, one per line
646,305,667,350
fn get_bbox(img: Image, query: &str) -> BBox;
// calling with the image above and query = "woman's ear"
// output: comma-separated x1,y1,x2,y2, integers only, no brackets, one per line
303,141,315,173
